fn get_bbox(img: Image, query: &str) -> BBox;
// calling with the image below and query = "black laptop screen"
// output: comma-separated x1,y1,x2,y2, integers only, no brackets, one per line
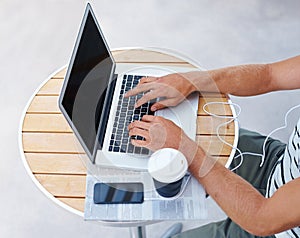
61,11,114,157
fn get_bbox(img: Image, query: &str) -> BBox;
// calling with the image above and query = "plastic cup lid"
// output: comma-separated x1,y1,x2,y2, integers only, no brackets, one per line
148,148,188,183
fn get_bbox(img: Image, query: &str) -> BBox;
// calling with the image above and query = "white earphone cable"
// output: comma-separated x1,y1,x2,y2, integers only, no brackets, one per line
202,101,300,171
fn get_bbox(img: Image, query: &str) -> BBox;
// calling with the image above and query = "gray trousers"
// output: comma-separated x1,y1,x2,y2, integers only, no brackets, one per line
173,129,287,238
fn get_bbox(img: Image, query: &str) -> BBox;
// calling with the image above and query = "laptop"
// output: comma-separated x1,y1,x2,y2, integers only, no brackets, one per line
59,3,199,171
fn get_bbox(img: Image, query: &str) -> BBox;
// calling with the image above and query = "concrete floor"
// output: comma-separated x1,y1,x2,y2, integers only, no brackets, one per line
1,0,300,237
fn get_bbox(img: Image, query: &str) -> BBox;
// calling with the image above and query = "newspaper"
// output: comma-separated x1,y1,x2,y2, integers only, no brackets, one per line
84,166,208,221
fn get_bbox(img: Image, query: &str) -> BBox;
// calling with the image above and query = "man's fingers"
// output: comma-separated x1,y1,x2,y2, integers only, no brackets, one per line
128,128,150,147
150,102,166,111
141,115,161,122
129,127,149,138
128,120,151,131
139,76,158,84
151,98,179,111
124,83,153,97
130,139,149,148
135,91,157,108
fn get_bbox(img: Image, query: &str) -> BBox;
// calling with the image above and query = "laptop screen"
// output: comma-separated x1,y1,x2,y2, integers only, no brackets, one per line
60,7,114,160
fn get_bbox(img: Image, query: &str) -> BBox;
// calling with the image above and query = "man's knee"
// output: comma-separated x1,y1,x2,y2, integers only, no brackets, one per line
237,128,265,154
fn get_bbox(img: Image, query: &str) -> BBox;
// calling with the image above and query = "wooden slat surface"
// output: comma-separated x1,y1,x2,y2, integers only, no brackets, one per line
112,49,191,64
27,96,60,113
37,78,227,98
196,116,235,135
196,135,234,156
58,198,85,212
23,113,234,135
21,49,236,214
23,132,234,156
23,114,72,133
37,78,64,95
198,97,232,116
52,69,67,78
25,153,86,175
23,133,85,153
27,95,233,116
35,174,86,197
52,49,194,79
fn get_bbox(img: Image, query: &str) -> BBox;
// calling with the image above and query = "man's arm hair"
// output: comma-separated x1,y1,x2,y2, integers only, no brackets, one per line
269,55,300,92
180,140,300,236
204,55,300,96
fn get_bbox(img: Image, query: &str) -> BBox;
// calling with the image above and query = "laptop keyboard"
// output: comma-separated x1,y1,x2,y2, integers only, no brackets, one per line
109,74,155,155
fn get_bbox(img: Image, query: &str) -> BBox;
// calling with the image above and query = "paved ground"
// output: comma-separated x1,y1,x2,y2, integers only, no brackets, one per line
1,0,300,237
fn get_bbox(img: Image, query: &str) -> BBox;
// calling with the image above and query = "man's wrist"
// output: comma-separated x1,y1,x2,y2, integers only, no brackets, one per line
183,71,220,94
182,71,200,93
179,136,218,178
179,136,200,165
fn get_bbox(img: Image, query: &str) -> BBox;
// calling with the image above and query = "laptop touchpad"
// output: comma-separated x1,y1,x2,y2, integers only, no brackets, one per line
155,92,199,140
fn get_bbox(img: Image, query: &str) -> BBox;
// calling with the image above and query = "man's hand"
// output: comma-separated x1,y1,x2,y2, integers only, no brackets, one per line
125,73,197,111
127,115,190,152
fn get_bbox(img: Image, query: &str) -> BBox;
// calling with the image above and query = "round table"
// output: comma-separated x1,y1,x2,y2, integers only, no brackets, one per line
19,48,238,237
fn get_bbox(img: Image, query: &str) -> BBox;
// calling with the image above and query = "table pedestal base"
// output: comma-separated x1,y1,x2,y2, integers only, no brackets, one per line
130,226,146,238
129,223,183,238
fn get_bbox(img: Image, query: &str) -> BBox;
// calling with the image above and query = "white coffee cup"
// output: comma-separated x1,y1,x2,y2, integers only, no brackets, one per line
148,148,188,197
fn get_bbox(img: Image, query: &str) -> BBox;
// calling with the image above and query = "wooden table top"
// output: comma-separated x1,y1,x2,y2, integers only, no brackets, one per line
20,48,237,216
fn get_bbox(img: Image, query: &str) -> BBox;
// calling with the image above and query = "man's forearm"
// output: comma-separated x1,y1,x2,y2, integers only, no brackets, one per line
208,64,273,96
185,64,273,96
186,55,300,96
180,140,268,235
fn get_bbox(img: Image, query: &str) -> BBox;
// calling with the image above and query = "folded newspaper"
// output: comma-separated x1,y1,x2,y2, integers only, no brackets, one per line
84,166,210,221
